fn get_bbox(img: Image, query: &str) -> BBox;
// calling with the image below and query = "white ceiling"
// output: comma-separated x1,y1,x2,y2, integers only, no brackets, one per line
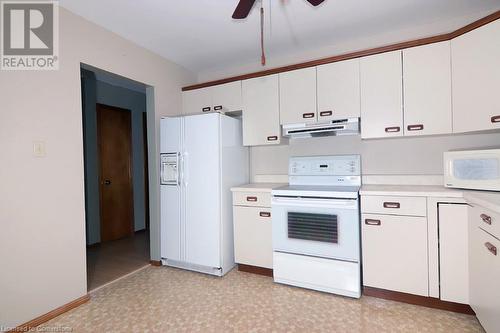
61,0,500,78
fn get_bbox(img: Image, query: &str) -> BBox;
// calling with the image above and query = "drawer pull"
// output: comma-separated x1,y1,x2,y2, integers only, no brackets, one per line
485,242,497,256
491,115,500,123
302,112,315,119
383,202,400,209
365,219,381,226
259,211,271,218
480,213,492,225
214,105,223,111
202,106,211,112
246,196,258,202
320,111,333,117
385,126,400,133
407,124,424,131
267,135,278,141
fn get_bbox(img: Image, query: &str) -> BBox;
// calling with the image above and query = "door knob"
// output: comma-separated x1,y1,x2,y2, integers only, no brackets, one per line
104,180,111,185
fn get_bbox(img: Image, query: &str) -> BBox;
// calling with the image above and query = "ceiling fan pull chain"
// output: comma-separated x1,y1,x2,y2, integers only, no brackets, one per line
260,4,266,66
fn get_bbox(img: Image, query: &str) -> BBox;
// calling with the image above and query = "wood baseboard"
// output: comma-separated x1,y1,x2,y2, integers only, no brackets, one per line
9,294,90,332
238,264,273,277
150,260,162,266
363,286,475,315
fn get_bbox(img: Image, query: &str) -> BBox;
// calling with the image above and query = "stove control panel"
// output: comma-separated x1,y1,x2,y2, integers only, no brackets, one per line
289,155,361,176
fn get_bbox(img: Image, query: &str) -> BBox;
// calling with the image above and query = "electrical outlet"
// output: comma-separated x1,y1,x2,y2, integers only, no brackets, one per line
33,141,46,157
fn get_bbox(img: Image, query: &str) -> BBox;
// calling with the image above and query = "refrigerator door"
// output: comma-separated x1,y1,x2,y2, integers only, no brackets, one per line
183,113,221,268
160,117,183,262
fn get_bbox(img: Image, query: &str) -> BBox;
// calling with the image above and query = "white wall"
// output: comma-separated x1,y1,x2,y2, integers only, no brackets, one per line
0,8,195,329
250,132,500,180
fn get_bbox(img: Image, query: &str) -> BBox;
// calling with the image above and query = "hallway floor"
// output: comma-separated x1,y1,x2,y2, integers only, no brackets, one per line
44,266,483,332
86,231,150,291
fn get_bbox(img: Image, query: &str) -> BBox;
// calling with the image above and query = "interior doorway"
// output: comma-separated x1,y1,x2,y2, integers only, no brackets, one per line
81,66,151,291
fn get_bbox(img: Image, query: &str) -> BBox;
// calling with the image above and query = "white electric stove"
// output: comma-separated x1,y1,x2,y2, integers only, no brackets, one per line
271,155,361,298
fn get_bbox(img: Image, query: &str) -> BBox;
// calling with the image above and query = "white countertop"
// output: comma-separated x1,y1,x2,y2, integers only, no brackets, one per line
230,183,287,193
360,184,500,213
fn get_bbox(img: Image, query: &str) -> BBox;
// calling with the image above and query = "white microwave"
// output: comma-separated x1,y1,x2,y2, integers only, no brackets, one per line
444,149,500,191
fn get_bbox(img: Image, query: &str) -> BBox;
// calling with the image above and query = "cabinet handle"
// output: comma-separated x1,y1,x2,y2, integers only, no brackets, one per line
365,219,381,226
383,202,400,209
320,111,333,117
267,136,278,141
259,211,271,218
214,105,223,111
302,112,315,119
407,124,424,131
491,115,500,123
485,242,497,256
202,107,211,112
246,196,257,202
385,126,400,133
480,213,492,225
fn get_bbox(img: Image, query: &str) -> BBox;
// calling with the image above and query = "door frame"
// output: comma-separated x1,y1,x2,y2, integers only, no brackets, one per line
96,103,134,241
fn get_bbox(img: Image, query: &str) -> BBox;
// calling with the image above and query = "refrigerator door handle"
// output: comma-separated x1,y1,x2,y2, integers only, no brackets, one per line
183,152,189,187
176,152,181,186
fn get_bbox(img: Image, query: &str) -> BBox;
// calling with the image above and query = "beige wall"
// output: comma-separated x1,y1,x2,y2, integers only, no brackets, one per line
250,132,500,180
0,8,195,329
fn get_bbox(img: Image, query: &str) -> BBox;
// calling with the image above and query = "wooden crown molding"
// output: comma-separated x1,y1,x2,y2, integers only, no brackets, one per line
9,294,90,332
182,9,500,91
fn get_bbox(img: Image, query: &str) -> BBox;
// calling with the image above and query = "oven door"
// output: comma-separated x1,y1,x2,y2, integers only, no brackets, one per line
272,196,360,262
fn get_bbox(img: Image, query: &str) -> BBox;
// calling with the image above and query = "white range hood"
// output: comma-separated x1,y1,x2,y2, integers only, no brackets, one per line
282,118,360,138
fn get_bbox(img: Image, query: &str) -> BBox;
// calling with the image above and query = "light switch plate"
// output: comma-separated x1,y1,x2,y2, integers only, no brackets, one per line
33,141,46,157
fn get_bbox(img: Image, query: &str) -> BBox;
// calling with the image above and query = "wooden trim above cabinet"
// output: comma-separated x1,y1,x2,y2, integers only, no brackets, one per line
182,10,500,91
363,286,475,315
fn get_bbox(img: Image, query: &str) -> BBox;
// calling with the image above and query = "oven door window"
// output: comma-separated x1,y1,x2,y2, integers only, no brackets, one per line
288,212,338,243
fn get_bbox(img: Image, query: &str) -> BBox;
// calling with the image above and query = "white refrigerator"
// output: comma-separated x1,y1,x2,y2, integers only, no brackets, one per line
160,113,248,276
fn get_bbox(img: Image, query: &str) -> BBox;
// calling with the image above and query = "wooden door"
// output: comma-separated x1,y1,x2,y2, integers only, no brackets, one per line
279,67,317,125
211,81,242,113
182,87,212,115
97,104,134,242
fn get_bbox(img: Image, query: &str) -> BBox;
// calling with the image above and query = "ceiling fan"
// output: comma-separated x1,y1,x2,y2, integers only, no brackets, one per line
232,0,325,66
232,0,325,19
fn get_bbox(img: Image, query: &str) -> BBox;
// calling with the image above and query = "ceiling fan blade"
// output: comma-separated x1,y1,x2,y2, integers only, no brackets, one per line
232,0,257,19
306,0,325,6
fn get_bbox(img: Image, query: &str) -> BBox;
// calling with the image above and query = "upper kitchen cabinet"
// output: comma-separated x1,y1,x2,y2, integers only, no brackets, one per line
211,81,242,113
452,20,500,133
279,67,317,125
182,81,242,115
360,51,403,139
242,74,282,146
317,58,361,121
403,41,452,136
182,87,213,115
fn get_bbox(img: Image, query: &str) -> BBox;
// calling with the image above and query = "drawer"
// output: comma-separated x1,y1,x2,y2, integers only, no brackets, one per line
470,204,500,239
233,206,273,269
233,191,271,207
361,195,427,217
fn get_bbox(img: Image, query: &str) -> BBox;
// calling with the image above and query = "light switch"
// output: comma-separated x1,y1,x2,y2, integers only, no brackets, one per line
33,141,46,157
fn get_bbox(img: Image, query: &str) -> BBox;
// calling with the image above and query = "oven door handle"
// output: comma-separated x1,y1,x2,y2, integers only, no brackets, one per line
272,196,358,209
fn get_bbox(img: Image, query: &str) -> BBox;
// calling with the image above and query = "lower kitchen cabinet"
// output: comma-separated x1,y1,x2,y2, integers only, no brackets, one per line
469,204,500,333
361,213,429,296
233,206,273,269
438,203,469,304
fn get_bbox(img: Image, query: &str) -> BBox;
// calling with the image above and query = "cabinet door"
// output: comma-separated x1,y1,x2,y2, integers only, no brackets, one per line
211,81,242,112
317,58,360,121
279,67,317,125
233,206,273,269
242,75,282,146
403,42,452,136
469,225,500,333
360,51,403,139
438,203,469,304
182,88,213,115
452,20,500,133
362,213,428,296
